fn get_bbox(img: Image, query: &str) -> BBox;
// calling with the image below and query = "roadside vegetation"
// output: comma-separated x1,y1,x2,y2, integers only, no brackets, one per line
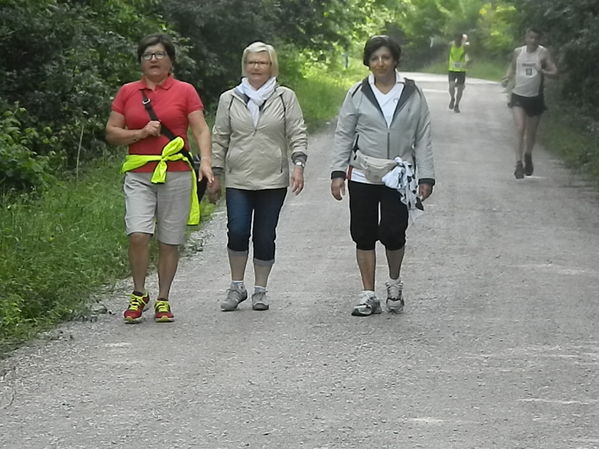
1,0,598,352
0,157,128,348
287,58,368,131
541,93,599,183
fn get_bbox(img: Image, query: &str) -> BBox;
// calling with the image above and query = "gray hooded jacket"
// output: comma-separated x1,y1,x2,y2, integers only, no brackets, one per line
331,78,435,185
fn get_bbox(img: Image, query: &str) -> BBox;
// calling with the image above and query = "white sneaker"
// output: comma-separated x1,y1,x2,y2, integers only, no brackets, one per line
251,290,269,311
351,291,382,316
385,279,405,313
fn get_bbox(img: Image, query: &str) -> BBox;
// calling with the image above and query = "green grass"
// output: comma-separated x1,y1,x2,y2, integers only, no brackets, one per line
288,59,368,131
0,156,127,350
541,90,599,184
292,76,349,130
0,155,215,353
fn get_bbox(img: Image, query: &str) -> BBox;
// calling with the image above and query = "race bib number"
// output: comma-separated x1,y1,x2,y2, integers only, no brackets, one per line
522,62,536,77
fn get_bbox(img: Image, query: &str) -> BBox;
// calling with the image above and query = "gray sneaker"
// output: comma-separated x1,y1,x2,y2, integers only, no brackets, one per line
220,285,248,311
385,279,405,313
351,291,382,316
524,153,534,176
514,161,524,179
251,290,269,311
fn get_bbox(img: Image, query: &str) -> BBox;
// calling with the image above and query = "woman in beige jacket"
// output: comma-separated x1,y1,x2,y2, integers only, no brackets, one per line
209,41,308,311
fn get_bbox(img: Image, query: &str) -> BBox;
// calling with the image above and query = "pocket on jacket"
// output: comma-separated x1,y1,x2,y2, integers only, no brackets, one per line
226,145,251,172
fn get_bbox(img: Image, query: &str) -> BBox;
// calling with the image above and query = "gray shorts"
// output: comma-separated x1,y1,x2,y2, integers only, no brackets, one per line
124,171,192,245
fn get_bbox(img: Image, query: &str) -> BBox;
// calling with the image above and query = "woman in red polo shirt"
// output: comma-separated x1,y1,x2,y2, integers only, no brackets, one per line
105,33,213,324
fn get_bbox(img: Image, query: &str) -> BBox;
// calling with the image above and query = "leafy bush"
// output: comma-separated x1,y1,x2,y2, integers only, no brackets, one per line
0,105,58,193
0,0,184,172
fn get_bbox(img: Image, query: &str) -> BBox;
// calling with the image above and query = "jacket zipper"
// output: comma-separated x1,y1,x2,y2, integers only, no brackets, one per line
228,90,286,174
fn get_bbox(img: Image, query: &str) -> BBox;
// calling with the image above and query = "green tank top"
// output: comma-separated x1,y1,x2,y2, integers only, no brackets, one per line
448,44,466,72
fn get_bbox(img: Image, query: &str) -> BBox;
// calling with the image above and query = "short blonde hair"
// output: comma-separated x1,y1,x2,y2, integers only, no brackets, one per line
241,41,279,77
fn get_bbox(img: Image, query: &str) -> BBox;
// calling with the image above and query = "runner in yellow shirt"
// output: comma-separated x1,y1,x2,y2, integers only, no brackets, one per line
448,33,469,113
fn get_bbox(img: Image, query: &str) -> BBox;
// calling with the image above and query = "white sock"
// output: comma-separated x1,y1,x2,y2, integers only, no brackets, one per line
231,281,245,290
254,285,267,294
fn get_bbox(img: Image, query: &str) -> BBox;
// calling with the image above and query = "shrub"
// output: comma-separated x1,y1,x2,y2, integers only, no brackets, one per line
0,105,58,194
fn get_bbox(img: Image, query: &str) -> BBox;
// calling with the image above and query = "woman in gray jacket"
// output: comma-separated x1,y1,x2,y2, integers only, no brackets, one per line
210,41,308,311
330,35,435,316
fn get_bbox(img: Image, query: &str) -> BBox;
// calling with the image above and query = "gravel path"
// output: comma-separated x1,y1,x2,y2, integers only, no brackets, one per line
1,73,598,449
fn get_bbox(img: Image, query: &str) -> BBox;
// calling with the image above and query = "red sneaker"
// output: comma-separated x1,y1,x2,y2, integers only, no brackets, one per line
154,299,174,323
123,291,150,323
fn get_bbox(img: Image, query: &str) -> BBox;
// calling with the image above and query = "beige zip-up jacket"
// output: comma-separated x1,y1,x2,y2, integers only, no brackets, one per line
212,85,307,190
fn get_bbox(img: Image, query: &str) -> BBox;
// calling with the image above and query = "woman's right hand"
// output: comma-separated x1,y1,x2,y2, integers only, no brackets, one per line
331,178,346,201
142,120,162,138
106,112,160,146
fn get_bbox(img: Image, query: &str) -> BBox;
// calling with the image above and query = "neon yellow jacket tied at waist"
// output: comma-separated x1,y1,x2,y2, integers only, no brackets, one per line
121,136,200,225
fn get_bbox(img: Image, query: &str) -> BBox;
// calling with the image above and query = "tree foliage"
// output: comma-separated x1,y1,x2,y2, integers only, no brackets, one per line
157,0,396,98
0,0,180,192
0,103,56,193
478,2,519,58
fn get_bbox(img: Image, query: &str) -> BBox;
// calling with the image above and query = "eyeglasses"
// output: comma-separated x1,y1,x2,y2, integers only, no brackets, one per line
142,51,168,61
245,60,271,66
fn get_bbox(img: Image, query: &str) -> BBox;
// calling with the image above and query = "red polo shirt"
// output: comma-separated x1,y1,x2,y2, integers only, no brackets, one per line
111,75,204,172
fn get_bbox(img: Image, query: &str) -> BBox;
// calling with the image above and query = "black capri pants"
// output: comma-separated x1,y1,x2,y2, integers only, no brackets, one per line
348,181,409,251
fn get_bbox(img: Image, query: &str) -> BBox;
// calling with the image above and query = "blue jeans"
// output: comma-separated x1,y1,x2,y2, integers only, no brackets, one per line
226,188,287,263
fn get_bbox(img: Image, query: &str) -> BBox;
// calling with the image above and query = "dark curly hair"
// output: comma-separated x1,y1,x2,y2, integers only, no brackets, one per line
363,35,401,67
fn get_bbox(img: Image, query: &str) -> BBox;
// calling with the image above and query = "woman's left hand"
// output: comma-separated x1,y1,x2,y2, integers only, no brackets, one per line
418,183,433,201
291,166,305,195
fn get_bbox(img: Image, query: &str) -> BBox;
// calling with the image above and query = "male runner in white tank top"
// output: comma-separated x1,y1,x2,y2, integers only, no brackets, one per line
503,28,558,179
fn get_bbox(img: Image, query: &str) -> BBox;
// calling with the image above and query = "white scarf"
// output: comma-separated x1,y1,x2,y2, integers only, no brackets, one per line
237,77,277,127
381,157,423,224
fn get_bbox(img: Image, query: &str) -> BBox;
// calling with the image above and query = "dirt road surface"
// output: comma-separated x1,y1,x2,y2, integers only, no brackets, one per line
1,73,598,449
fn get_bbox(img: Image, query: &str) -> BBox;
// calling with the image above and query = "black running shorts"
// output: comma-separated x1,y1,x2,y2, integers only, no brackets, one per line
448,71,466,85
509,93,547,117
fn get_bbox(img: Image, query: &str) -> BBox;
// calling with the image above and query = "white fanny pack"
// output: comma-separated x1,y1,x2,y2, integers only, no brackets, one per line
352,150,399,183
